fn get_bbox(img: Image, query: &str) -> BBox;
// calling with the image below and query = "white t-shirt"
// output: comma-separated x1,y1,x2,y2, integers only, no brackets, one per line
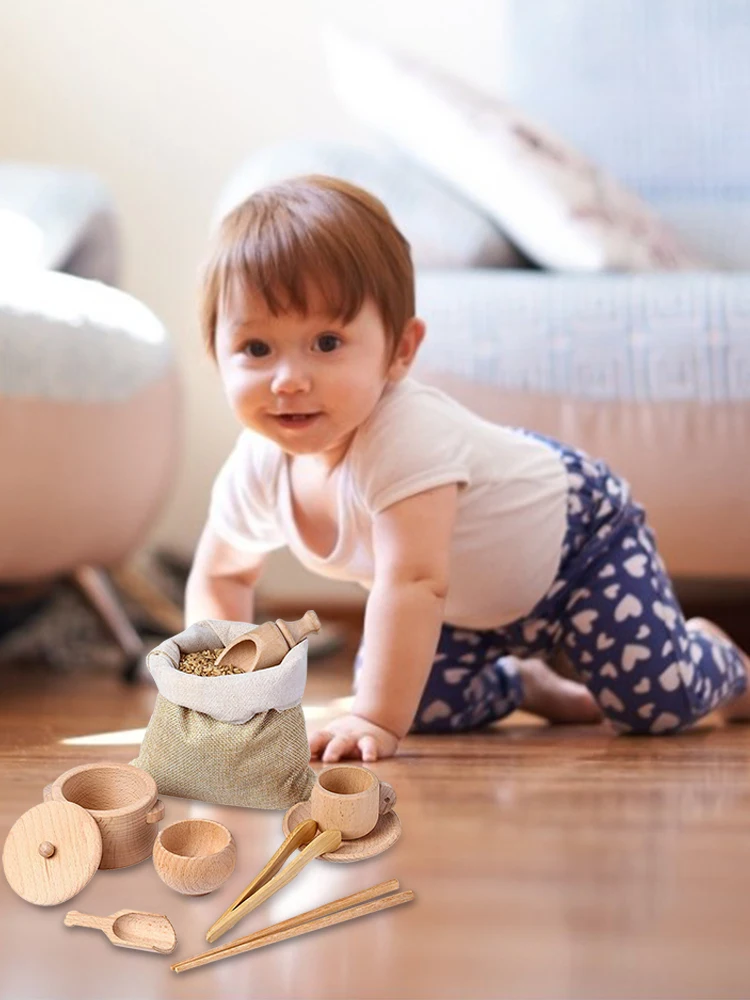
209,378,569,629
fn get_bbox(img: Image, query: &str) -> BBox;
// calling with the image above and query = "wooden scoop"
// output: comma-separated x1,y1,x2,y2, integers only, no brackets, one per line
214,611,321,673
64,909,177,954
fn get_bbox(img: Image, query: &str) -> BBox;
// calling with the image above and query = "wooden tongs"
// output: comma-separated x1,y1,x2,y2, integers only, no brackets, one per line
205,819,340,943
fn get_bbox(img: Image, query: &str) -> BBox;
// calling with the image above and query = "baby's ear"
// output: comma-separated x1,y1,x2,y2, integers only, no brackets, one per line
388,318,426,380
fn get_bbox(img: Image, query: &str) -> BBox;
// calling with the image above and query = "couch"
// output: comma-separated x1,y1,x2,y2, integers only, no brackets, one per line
216,0,750,583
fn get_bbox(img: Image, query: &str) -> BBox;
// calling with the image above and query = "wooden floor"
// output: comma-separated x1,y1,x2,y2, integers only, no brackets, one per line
3,624,750,999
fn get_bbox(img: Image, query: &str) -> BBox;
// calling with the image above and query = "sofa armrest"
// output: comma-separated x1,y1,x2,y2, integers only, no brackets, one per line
415,269,750,402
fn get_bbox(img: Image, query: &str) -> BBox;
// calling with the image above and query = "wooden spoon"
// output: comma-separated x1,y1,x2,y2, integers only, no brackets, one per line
214,611,321,672
64,909,177,954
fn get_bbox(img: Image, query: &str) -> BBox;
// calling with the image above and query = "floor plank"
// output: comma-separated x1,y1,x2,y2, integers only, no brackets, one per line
2,627,750,999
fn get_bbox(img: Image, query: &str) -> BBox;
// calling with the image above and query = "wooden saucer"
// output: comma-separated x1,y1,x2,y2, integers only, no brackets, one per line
282,801,401,863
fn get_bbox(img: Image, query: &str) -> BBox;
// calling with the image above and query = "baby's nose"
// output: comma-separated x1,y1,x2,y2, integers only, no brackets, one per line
271,362,311,394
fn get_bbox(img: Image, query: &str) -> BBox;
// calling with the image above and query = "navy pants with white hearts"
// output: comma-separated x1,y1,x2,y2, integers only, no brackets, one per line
353,435,748,735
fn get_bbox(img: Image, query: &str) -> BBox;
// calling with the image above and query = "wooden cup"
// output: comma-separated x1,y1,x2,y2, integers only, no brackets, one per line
310,766,396,841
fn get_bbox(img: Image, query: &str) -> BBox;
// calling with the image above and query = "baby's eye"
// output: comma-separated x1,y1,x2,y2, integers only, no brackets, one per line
243,339,270,358
315,333,342,353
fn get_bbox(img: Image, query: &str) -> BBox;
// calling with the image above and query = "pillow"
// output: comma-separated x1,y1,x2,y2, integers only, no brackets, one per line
323,30,706,273
214,139,527,270
0,164,118,282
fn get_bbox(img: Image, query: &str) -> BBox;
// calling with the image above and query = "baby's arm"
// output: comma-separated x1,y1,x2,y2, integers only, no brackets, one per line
309,482,459,762
184,522,267,626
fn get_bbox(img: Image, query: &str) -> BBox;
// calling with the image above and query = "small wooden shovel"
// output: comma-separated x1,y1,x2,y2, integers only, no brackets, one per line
214,611,321,672
64,909,177,954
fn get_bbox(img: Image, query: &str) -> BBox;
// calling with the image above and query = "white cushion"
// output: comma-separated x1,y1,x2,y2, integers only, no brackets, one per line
0,164,118,282
216,140,526,270
0,270,173,402
323,29,705,273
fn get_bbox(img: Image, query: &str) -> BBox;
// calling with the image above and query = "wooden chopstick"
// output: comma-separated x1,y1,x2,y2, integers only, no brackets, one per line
205,819,317,943
206,828,342,943
172,880,412,974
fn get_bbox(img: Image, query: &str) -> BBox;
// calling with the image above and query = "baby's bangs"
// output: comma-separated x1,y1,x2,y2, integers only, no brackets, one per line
222,213,370,325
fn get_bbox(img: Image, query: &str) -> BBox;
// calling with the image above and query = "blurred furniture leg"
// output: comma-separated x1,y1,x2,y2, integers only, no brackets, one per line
71,567,144,683
110,564,185,636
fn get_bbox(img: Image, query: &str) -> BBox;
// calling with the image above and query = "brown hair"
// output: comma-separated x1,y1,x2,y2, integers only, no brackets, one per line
200,175,415,359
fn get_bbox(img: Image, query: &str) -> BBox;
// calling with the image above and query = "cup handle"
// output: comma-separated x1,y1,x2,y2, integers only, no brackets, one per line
146,799,164,824
378,782,396,815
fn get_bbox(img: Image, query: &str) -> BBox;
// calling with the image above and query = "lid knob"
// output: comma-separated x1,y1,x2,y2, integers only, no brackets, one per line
38,841,56,858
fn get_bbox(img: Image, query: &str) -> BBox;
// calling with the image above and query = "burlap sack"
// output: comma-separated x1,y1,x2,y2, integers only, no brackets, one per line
132,620,316,809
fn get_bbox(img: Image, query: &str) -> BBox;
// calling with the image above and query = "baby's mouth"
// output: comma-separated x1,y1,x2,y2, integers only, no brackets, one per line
273,412,322,429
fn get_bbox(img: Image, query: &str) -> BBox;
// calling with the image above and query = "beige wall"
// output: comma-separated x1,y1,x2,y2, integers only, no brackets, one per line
0,0,506,601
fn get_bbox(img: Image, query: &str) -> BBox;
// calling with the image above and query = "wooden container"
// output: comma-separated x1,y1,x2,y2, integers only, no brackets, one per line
43,763,163,870
311,766,396,840
153,819,236,896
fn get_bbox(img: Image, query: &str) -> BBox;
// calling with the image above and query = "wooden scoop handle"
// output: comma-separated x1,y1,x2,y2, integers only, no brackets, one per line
64,911,112,932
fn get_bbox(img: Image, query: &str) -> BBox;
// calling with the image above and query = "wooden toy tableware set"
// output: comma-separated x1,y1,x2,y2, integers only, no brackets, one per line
2,614,412,969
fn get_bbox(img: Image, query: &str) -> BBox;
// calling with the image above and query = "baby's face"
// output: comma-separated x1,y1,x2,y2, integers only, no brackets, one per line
215,282,409,470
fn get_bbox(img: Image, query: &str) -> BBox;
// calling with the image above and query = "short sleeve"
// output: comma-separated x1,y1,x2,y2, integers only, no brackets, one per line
350,381,473,514
208,433,287,553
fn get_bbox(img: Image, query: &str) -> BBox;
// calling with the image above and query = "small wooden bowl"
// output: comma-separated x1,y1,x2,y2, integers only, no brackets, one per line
153,820,236,896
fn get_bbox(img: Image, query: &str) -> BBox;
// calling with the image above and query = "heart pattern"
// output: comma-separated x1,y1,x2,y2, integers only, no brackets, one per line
615,595,643,622
572,610,599,634
622,644,651,672
397,447,748,741
523,618,548,644
443,668,471,685
624,554,648,577
599,688,624,713
421,700,452,725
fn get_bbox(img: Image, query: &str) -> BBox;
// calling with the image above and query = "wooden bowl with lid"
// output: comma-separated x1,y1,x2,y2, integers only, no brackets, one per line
43,762,164,870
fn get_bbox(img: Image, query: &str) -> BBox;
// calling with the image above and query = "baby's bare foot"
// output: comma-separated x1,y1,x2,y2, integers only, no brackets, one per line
515,657,604,724
686,617,750,722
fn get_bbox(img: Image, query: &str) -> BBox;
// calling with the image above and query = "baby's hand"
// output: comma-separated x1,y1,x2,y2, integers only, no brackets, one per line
309,714,400,763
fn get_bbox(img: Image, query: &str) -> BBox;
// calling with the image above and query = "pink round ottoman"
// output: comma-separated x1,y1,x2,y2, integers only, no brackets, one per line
0,270,180,584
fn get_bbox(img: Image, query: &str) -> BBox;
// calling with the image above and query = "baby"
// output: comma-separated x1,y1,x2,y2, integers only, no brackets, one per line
185,174,750,763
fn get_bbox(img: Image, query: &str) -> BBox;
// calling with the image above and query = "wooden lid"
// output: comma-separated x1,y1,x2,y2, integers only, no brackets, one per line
2,800,102,906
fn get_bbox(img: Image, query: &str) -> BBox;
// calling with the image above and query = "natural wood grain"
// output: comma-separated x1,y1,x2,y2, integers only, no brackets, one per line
43,762,162,869
175,879,400,973
206,828,342,943
311,765,394,839
2,800,101,906
214,612,321,671
205,819,317,942
5,619,750,998
153,820,236,896
281,798,402,862
64,908,176,953
175,888,415,972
